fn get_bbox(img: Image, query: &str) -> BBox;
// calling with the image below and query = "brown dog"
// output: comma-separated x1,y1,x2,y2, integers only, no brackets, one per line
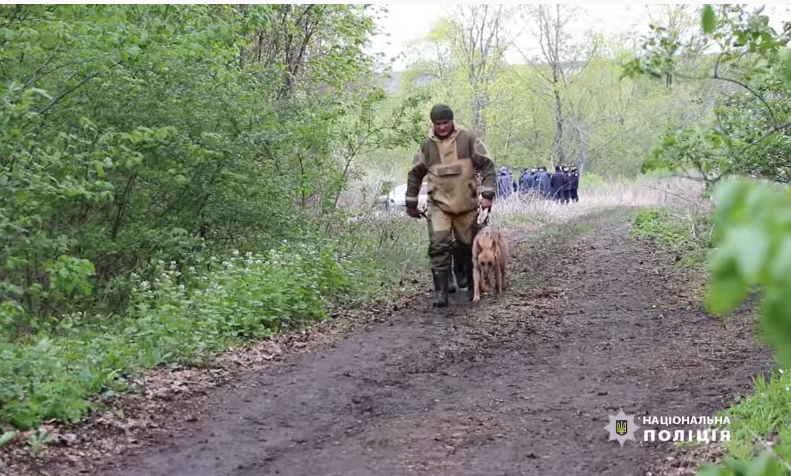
471,225,508,302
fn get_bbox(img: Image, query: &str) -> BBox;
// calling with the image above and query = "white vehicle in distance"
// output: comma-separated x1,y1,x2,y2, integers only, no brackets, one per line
380,182,428,210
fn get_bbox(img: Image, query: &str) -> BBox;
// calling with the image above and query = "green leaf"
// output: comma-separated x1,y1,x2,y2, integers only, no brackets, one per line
30,88,54,100
729,225,770,281
723,456,750,474
695,463,728,476
785,52,791,88
746,451,784,476
126,45,141,57
770,236,791,281
701,5,717,34
706,274,748,315
706,250,748,315
0,431,16,449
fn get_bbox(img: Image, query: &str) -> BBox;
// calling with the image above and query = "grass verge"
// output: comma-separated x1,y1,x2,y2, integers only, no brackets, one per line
0,214,428,436
718,370,791,463
628,207,713,268
628,204,791,472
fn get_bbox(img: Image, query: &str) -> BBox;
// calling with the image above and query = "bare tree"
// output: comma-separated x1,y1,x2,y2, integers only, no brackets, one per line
445,4,513,138
402,5,513,142
513,4,598,167
402,27,455,100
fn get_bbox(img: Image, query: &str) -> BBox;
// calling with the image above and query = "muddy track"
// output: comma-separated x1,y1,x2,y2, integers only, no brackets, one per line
73,209,770,476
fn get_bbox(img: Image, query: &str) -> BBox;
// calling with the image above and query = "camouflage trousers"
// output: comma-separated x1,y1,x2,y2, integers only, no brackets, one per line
426,206,480,279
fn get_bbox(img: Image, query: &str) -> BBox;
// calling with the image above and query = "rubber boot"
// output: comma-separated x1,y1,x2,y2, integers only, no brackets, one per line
448,258,457,294
465,266,475,302
461,256,475,302
453,255,469,290
431,270,450,308
452,245,473,298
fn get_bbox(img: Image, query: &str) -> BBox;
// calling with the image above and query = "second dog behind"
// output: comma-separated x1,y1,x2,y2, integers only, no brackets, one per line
471,225,508,302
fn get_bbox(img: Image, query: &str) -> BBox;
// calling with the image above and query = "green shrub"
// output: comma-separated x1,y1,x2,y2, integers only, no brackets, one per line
630,208,713,267
0,216,426,430
580,172,606,189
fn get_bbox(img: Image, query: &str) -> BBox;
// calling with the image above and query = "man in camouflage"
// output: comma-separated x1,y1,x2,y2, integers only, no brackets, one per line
405,104,497,308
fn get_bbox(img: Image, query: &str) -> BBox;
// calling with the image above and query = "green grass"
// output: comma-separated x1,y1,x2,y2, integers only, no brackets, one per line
499,212,550,232
629,207,712,268
719,370,791,462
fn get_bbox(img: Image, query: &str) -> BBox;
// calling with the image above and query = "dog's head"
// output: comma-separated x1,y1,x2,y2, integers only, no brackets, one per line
476,235,497,275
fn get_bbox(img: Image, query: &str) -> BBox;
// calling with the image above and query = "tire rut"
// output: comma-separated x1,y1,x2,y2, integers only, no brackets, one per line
95,211,770,476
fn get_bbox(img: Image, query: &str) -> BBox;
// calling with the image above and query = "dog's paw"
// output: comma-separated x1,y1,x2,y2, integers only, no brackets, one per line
472,295,480,303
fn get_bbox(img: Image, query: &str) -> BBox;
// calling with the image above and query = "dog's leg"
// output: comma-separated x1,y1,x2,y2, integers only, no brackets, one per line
498,240,508,293
492,256,500,294
497,267,503,294
471,240,481,302
472,265,482,302
500,253,508,293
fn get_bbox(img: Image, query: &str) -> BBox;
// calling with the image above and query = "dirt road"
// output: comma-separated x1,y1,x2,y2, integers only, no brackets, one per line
18,208,770,476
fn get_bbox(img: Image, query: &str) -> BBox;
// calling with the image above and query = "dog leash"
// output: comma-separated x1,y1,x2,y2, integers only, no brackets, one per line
478,205,492,228
413,204,490,225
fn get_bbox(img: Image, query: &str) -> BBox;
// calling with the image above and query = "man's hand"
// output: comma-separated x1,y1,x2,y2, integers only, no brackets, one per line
406,206,422,218
481,197,492,210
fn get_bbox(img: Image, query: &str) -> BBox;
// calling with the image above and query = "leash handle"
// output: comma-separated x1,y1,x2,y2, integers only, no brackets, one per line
478,205,491,228
410,209,427,220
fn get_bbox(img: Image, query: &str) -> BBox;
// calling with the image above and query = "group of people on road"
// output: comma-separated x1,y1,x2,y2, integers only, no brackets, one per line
496,164,580,204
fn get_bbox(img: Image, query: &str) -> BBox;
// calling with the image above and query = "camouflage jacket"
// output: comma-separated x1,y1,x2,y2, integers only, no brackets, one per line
405,128,496,213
